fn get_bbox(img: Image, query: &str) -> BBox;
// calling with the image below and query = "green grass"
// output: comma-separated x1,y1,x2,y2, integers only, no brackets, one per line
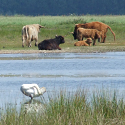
0,89,125,125
0,15,125,124
0,15,124,51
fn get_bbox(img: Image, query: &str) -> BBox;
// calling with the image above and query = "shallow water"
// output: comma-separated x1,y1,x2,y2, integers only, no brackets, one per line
0,52,125,109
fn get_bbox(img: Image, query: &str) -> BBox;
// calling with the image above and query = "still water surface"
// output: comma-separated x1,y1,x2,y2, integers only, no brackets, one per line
0,52,125,109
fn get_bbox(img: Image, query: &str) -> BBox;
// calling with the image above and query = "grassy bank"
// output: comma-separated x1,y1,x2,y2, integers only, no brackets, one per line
0,89,125,125
0,15,124,52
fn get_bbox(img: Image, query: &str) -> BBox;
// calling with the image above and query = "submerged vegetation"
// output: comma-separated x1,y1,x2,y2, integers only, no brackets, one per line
0,90,125,125
0,15,125,52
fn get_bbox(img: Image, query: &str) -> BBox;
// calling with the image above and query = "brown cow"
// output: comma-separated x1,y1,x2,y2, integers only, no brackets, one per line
22,24,44,47
74,21,115,43
74,28,101,46
74,38,92,46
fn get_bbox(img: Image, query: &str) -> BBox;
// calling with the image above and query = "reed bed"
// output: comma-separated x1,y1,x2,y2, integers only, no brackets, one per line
0,89,125,125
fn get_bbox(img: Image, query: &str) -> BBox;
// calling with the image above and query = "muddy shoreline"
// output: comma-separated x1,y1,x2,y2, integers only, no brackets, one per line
0,46,125,54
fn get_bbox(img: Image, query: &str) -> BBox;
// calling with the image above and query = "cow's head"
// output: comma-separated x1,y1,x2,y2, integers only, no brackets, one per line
72,24,81,40
70,31,77,40
86,38,92,44
55,35,65,44
71,24,85,40
72,31,77,40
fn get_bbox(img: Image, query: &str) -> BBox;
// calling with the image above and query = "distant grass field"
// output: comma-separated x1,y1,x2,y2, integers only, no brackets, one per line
0,15,125,51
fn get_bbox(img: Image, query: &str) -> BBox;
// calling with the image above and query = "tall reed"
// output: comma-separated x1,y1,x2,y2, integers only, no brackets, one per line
0,89,125,125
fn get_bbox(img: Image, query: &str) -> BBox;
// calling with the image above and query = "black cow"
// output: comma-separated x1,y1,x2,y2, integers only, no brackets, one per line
38,35,65,50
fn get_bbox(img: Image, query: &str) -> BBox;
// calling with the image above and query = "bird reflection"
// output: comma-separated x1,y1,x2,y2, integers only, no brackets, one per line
22,99,46,114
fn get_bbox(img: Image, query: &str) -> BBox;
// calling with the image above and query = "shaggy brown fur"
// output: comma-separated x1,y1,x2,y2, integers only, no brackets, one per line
75,28,101,46
74,38,92,46
74,21,115,43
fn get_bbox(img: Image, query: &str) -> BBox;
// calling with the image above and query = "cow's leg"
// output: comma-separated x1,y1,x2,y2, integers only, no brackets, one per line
103,37,106,43
92,37,96,46
103,34,106,43
29,42,32,47
35,39,38,46
28,40,32,47
58,47,61,50
98,38,100,42
22,41,24,47
22,37,25,47
93,39,96,46
101,34,105,43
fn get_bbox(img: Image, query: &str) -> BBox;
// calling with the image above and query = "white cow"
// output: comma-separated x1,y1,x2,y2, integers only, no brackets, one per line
20,84,46,99
22,24,44,47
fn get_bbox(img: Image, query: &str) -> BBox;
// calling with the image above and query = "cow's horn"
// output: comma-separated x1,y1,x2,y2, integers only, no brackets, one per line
40,25,44,28
69,32,73,34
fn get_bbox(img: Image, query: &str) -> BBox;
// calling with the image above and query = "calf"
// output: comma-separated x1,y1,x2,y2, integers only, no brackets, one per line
75,28,101,46
74,22,115,43
74,38,92,46
38,35,65,50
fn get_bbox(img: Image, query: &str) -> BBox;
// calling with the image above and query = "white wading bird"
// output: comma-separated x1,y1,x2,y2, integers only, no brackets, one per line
20,84,46,99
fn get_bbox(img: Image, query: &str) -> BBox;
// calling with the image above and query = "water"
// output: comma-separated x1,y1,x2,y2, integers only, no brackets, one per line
0,52,125,109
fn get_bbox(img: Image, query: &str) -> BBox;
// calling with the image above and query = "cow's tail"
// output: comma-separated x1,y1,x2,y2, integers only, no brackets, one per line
25,26,30,46
108,26,115,41
25,26,29,39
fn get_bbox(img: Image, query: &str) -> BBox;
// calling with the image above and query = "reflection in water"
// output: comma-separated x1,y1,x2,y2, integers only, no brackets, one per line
22,99,45,114
0,52,125,109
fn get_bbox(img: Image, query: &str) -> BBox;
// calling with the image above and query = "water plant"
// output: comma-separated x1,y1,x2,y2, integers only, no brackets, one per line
0,89,125,125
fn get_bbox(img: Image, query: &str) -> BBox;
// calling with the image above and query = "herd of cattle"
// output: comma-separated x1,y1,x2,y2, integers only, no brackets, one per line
22,21,115,50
